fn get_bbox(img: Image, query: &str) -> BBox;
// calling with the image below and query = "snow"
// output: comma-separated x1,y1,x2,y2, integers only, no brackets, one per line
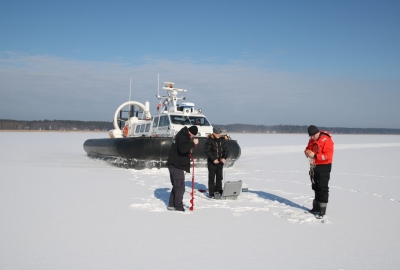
1,132,399,270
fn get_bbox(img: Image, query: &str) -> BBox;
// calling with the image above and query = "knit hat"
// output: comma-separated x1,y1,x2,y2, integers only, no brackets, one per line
213,127,222,134
188,126,198,135
307,125,319,136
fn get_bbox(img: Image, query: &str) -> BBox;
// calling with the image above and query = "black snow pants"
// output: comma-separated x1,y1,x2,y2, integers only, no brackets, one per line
208,163,223,196
311,164,332,204
168,165,185,210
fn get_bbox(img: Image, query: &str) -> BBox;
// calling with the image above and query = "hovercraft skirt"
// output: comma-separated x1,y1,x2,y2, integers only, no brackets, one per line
83,137,241,168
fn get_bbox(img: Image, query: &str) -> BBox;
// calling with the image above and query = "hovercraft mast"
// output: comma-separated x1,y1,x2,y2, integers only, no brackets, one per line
156,82,187,113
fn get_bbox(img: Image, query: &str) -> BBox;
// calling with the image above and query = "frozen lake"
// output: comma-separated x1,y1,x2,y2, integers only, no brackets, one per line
1,132,399,270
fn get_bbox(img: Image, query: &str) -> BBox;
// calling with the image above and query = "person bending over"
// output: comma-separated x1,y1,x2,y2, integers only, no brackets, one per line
167,126,199,211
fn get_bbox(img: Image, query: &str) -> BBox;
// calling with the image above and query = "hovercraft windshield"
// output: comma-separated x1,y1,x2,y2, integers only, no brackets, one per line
170,115,211,126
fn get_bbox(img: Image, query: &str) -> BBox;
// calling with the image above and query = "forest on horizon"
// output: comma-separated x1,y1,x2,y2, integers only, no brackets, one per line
1,119,399,134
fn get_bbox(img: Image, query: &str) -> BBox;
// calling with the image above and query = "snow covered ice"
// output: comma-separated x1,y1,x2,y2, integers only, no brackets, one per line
1,132,399,269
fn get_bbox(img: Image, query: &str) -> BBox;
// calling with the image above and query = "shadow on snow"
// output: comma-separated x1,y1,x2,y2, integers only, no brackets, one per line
248,190,308,211
154,183,308,212
184,181,207,191
154,181,207,207
154,188,170,206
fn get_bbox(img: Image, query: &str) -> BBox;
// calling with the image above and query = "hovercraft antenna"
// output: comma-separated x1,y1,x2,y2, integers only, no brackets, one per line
157,74,160,98
129,78,132,102
128,78,136,118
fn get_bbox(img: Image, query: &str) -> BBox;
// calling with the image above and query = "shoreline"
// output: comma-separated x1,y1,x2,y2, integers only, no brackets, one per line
0,130,399,135
0,130,107,133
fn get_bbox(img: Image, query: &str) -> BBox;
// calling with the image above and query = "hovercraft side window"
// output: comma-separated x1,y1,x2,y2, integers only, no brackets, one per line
159,115,170,127
145,123,151,132
153,117,159,128
135,125,140,133
140,124,145,133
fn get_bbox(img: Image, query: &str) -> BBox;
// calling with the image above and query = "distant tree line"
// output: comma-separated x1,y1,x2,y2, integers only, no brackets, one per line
214,124,400,135
1,119,399,134
0,119,113,131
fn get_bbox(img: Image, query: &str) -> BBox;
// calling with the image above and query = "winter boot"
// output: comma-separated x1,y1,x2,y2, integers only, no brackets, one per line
316,203,327,219
308,199,320,213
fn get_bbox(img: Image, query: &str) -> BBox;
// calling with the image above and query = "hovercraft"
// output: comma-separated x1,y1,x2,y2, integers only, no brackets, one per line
83,82,241,169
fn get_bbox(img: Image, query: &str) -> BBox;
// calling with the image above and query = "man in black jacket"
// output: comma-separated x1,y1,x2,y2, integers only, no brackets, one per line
167,126,199,211
204,127,228,198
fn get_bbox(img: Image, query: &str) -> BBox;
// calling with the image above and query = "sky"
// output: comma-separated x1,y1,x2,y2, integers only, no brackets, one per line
1,132,400,269
0,0,399,128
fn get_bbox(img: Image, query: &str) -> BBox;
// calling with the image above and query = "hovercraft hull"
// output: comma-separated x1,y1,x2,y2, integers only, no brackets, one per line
83,137,241,169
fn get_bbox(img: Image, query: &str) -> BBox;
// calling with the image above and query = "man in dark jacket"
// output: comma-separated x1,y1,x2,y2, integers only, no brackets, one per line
167,126,199,211
204,127,228,198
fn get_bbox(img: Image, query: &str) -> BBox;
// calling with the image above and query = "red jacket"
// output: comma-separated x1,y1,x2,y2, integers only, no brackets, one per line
305,131,334,165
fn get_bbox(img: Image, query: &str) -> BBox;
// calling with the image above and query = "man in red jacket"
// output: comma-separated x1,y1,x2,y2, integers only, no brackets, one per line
304,125,334,219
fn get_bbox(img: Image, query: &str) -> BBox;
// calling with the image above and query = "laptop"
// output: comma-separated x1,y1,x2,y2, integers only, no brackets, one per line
215,180,242,200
